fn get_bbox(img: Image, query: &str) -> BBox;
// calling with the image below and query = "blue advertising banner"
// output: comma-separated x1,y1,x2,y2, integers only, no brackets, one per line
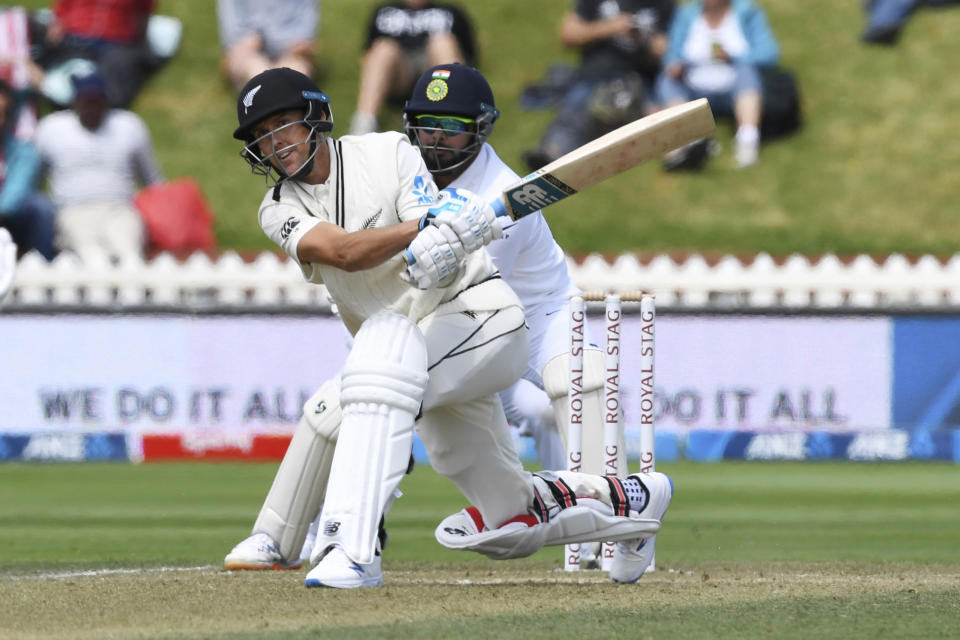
0,432,129,462
892,317,960,430
686,429,960,462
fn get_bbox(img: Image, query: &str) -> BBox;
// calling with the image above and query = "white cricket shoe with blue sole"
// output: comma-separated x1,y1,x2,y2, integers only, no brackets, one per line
224,532,302,571
609,472,673,584
304,545,383,588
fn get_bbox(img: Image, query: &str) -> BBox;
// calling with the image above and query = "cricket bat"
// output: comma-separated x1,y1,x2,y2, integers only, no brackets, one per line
403,99,714,272
493,98,715,220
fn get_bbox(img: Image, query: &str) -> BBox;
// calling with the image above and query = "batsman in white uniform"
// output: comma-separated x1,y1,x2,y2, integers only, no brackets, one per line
224,66,672,588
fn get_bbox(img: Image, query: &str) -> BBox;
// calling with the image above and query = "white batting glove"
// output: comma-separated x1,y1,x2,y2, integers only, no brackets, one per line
429,187,502,253
404,224,465,289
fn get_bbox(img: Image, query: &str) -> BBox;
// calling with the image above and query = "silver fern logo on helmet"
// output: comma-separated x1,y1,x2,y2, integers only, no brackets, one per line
242,85,262,114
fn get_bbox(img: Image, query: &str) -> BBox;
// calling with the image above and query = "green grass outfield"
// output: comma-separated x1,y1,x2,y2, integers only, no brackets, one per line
2,461,958,638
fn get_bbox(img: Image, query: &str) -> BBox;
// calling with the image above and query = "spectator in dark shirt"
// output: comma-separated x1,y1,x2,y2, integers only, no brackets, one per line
523,0,675,171
348,0,476,135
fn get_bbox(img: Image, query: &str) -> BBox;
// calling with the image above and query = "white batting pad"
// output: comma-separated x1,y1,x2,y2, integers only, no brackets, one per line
435,500,660,560
313,312,428,565
252,379,341,561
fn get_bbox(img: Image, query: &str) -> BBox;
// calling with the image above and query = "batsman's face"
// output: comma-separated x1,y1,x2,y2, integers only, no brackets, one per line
251,109,313,176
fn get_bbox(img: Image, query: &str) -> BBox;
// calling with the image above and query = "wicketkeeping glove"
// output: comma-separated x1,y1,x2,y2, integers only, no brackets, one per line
404,223,466,289
428,187,502,253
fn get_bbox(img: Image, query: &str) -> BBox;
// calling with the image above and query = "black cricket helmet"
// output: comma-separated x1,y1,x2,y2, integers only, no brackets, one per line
234,67,334,186
402,63,499,176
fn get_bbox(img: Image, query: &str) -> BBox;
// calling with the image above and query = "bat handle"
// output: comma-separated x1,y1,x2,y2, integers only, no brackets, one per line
402,248,416,266
490,198,509,218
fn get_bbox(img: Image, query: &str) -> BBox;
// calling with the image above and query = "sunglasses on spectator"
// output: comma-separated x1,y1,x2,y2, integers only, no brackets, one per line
415,114,475,133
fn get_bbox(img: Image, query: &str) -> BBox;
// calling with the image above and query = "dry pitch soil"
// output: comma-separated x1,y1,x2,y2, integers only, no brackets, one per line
3,563,958,639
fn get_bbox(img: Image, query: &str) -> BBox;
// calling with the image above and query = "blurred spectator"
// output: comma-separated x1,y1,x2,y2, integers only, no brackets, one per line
861,0,959,45
34,0,177,109
0,79,56,260
0,226,15,301
217,0,319,91
862,0,919,43
0,6,40,138
348,0,476,135
35,70,163,261
656,0,779,169
522,0,675,171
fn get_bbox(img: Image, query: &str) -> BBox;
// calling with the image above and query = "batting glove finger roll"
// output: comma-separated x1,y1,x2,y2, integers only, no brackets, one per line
404,224,464,289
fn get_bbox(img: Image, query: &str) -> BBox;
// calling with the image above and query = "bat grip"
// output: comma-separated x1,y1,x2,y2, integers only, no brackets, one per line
402,249,415,266
490,198,509,218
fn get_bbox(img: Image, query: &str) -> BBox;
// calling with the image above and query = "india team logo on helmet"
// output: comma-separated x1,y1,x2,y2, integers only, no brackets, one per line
403,64,499,175
425,70,451,102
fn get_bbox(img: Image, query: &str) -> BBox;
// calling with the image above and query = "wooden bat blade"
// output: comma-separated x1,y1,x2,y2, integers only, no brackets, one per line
494,98,715,220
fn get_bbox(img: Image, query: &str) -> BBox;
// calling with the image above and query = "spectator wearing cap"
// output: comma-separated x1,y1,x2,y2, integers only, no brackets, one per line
34,70,164,261
0,79,56,260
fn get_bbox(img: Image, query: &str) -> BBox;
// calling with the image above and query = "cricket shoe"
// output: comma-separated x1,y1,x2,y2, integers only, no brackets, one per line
224,532,302,571
304,545,383,589
580,541,601,570
609,472,673,584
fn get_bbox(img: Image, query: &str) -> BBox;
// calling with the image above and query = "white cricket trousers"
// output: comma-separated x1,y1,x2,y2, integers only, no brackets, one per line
416,300,534,529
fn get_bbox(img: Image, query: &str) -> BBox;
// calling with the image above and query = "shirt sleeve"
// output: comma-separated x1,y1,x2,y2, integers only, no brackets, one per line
656,0,675,33
393,136,438,223
448,6,477,66
258,197,321,263
574,0,595,21
364,4,388,49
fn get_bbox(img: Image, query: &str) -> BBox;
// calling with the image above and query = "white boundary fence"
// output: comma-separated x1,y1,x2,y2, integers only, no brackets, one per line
5,250,960,311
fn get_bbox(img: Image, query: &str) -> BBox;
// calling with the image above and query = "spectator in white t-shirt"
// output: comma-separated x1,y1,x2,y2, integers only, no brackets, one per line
35,70,164,261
